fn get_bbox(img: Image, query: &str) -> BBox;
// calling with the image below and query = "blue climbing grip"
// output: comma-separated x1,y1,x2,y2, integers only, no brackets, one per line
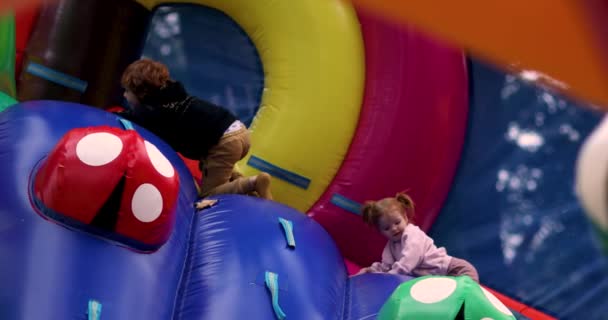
118,118,134,130
88,299,102,320
265,271,286,320
278,217,295,248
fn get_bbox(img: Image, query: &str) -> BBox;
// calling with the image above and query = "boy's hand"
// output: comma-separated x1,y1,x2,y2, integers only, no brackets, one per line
195,199,218,210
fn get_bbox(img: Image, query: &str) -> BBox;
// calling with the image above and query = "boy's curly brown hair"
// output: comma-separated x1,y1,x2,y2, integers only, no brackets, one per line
121,58,170,101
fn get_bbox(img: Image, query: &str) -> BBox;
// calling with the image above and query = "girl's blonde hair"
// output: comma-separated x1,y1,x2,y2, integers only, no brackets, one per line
361,192,415,227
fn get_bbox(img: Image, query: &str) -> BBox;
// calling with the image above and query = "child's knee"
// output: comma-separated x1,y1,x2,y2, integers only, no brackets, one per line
463,260,479,282
448,257,479,282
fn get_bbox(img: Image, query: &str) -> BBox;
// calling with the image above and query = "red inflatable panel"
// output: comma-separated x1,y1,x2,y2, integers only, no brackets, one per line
14,4,40,77
308,12,468,266
34,126,128,223
34,126,179,250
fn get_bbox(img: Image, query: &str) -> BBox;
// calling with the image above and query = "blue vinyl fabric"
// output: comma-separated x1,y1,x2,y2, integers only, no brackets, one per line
177,195,348,319
346,274,413,320
0,101,404,319
430,60,608,319
142,5,264,127
0,101,198,319
177,195,409,320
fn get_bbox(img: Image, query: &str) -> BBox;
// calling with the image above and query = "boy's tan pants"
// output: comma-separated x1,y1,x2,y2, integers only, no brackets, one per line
199,127,252,197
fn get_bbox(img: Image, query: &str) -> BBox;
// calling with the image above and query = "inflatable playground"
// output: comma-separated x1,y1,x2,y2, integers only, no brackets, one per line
1,0,608,319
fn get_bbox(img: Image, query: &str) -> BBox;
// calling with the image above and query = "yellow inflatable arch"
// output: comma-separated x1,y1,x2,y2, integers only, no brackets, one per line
136,0,365,211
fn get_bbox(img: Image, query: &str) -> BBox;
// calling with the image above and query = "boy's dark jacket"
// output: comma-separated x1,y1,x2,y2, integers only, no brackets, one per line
117,81,236,159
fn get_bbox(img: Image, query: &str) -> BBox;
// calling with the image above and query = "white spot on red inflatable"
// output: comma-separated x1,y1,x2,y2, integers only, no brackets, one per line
76,132,123,166
131,183,163,223
144,141,174,178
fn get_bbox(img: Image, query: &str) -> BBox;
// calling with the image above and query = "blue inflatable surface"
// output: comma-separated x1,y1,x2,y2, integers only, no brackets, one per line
0,101,405,319
430,60,608,319
0,101,197,319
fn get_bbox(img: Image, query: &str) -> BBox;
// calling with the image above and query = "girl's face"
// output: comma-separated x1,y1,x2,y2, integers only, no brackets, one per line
378,209,407,242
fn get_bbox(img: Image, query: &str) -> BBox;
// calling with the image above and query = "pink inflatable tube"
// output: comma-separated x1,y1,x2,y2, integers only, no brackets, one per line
308,12,469,267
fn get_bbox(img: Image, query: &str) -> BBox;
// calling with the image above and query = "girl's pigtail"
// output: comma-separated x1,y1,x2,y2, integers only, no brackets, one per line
361,201,377,226
395,192,415,220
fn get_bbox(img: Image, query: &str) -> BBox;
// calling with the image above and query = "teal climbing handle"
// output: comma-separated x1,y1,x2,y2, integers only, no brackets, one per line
88,299,102,320
118,118,135,130
265,271,286,320
278,217,295,248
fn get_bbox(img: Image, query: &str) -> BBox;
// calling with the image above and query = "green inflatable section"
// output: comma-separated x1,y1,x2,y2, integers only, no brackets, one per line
591,221,608,254
0,90,17,112
378,276,516,320
0,12,16,99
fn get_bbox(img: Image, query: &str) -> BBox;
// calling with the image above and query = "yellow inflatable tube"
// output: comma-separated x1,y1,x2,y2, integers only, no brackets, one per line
137,0,365,212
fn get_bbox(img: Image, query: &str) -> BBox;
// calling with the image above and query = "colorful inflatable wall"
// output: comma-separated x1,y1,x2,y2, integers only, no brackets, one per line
1,0,607,319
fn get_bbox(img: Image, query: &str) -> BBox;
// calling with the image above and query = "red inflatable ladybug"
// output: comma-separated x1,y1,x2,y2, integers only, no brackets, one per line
33,126,180,251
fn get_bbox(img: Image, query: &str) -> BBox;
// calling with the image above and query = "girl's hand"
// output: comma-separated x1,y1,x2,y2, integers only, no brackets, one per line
354,267,371,276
